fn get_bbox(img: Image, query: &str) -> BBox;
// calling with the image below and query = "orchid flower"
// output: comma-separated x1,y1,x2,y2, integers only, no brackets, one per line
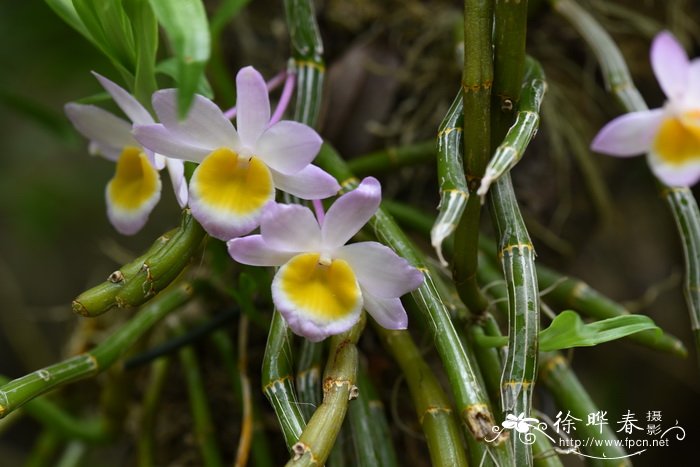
227,177,424,341
591,31,700,187
133,66,340,241
65,73,187,235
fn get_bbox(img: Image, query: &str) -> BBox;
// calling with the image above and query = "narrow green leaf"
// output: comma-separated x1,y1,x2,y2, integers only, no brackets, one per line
45,0,92,40
539,311,660,351
156,58,214,99
124,0,159,106
149,0,211,117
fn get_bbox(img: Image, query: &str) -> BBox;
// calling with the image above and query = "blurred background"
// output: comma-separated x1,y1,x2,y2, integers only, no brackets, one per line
1,0,700,465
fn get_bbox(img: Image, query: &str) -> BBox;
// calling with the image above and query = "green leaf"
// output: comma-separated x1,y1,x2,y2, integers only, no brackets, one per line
156,58,214,99
45,0,92,40
149,0,211,118
123,0,159,107
539,310,661,352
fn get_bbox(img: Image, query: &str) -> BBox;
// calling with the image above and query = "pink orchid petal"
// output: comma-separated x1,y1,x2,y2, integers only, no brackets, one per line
335,242,424,298
259,202,322,252
166,158,188,207
683,59,700,108
361,289,408,330
270,165,340,200
651,31,689,100
227,235,295,266
591,109,665,157
152,89,239,149
133,124,212,162
255,121,323,175
92,72,154,125
321,177,381,248
236,66,271,148
65,103,135,150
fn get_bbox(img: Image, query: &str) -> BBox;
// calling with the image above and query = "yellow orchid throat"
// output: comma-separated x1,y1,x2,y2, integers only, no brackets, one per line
108,147,160,210
653,116,700,165
278,253,362,321
193,147,274,215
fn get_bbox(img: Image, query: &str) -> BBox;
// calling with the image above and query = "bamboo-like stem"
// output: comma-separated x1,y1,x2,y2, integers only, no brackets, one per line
0,283,194,419
552,0,700,362
433,92,469,266
315,145,507,460
295,339,323,421
452,0,494,314
283,0,324,127
348,364,399,467
72,228,175,317
55,441,87,467
286,316,365,466
539,352,631,466
262,310,306,450
488,173,539,466
532,430,565,467
374,325,469,467
479,57,544,198
0,374,111,443
347,140,435,176
137,357,170,467
115,210,205,308
178,339,224,467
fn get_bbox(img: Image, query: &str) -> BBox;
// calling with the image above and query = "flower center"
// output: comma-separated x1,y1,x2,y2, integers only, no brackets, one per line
192,147,274,215
107,146,160,210
276,253,362,321
652,117,700,166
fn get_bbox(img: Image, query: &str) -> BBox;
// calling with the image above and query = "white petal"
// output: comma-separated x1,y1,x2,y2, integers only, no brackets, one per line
590,109,665,157
647,153,700,187
335,242,424,298
255,121,323,175
236,66,271,148
270,165,341,199
227,235,295,266
65,103,135,149
321,177,381,248
152,89,239,149
93,72,154,125
259,202,321,252
361,289,408,330
651,31,689,100
682,59,700,108
133,124,212,162
166,158,188,207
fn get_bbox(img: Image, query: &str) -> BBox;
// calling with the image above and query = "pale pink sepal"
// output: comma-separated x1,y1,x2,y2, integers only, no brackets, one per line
227,235,295,266
651,31,689,100
259,203,321,252
321,177,381,248
270,165,340,200
336,242,424,298
590,109,665,157
361,290,408,330
236,66,271,148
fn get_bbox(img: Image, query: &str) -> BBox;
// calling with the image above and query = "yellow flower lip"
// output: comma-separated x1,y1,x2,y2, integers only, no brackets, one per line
107,146,160,210
274,252,362,323
652,116,700,166
191,147,274,215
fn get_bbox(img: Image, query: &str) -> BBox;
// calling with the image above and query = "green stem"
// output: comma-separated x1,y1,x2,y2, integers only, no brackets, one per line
178,340,223,467
347,141,435,176
374,325,469,467
262,310,306,450
295,339,323,421
539,352,631,466
286,316,365,466
0,283,194,419
488,173,539,466
138,357,171,467
24,429,61,467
